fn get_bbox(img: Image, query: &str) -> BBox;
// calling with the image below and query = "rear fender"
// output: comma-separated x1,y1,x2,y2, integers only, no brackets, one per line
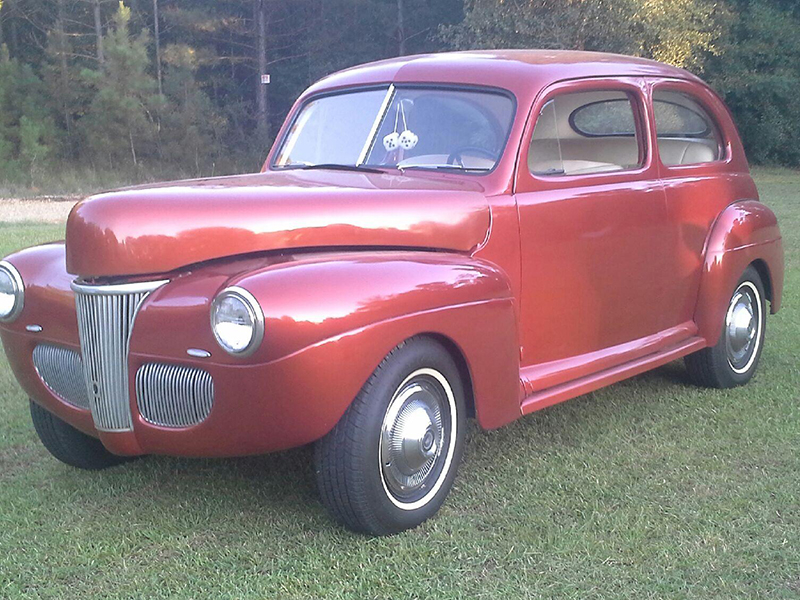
695,201,784,345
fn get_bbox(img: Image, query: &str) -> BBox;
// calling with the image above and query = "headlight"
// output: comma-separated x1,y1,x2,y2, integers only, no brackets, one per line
210,286,264,357
0,261,24,323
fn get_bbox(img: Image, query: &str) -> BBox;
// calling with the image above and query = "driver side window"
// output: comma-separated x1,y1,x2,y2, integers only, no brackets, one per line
529,91,644,177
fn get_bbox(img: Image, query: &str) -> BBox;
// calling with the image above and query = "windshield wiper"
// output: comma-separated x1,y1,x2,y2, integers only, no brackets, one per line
400,164,490,173
289,163,385,174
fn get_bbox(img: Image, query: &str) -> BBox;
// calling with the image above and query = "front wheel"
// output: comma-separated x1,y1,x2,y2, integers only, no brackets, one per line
30,401,132,470
685,265,767,388
314,337,467,535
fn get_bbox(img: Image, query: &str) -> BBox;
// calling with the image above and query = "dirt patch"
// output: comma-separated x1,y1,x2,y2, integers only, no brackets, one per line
0,197,82,223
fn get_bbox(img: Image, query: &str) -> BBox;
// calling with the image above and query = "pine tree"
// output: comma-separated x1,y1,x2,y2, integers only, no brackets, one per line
0,46,57,183
81,2,161,168
159,43,227,175
1,0,800,182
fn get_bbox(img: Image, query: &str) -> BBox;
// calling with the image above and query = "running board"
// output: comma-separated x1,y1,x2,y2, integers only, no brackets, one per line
520,336,706,415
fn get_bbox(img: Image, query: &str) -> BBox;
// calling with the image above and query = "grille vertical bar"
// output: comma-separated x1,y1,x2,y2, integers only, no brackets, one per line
136,363,214,428
32,344,89,410
72,280,167,432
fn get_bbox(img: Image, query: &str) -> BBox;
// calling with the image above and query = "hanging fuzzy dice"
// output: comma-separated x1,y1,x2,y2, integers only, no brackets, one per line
383,100,419,156
383,132,401,152
399,130,419,150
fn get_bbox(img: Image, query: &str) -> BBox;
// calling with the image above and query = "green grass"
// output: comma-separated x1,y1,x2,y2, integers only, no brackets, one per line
0,169,798,599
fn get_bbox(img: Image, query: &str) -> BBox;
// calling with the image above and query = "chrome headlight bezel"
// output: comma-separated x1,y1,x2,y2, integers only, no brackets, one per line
210,286,264,357
0,260,24,323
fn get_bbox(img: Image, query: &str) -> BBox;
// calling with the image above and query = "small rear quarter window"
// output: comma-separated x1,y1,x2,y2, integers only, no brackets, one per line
653,100,711,137
653,90,723,166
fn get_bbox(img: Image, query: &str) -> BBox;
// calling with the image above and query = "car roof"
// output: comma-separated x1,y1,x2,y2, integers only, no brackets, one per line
305,50,703,100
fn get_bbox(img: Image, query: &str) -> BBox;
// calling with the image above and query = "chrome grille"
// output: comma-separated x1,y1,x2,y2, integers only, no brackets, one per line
72,280,167,432
32,345,90,410
136,363,214,428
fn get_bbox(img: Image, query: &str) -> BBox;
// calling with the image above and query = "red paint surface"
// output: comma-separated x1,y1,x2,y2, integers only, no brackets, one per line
66,171,491,279
0,51,785,457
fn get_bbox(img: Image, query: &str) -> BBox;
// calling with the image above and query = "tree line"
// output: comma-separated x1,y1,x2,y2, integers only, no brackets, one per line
0,0,797,188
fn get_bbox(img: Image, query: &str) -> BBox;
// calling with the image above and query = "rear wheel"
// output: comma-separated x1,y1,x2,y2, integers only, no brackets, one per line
314,337,467,535
30,401,131,470
685,265,766,388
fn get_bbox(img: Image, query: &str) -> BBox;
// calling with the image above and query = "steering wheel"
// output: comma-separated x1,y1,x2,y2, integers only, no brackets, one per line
447,147,498,168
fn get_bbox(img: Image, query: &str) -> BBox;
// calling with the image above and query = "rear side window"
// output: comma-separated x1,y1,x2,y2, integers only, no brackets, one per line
653,90,723,166
529,90,644,177
570,100,636,137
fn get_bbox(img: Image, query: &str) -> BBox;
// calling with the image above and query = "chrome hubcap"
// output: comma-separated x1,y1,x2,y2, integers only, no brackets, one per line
725,282,761,374
380,368,456,510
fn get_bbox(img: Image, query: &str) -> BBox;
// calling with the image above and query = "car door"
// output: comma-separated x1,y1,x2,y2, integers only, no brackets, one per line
514,77,679,391
649,78,747,327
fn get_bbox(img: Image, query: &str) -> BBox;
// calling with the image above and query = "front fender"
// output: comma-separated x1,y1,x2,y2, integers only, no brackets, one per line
0,243,98,437
130,251,521,454
695,201,784,346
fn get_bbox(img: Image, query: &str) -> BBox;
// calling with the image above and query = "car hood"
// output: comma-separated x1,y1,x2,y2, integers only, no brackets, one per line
65,170,491,279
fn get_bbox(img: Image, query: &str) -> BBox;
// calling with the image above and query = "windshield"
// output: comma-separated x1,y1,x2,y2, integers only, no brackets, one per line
273,86,516,173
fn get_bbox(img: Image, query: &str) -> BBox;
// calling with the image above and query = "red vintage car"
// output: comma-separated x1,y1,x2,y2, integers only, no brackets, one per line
0,50,784,535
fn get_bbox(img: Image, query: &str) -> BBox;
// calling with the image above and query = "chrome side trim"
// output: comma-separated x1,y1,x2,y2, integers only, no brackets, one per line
73,279,167,432
32,345,90,410
136,363,214,428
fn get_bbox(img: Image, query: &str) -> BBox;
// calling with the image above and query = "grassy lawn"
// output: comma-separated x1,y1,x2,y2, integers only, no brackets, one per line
0,169,798,599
